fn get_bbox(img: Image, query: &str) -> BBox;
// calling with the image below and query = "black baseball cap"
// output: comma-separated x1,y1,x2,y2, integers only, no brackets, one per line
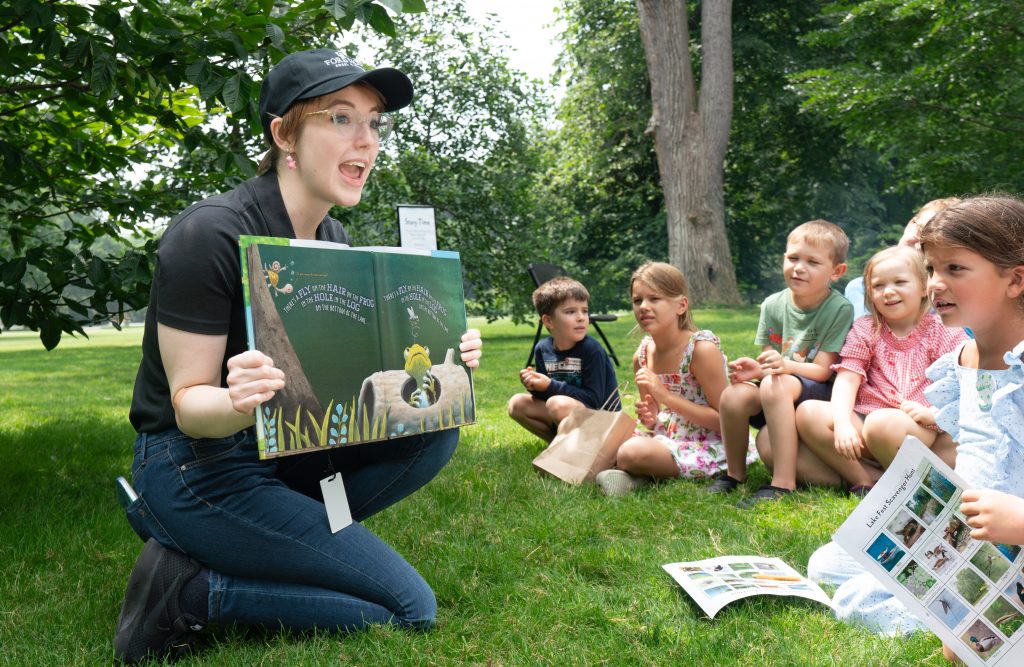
258,49,414,141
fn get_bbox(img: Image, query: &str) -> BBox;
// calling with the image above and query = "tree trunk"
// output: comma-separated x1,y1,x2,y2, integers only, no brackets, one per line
635,0,741,305
247,245,325,450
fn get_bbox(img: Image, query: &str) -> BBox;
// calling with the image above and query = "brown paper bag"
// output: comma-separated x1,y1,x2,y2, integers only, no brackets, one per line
532,405,636,485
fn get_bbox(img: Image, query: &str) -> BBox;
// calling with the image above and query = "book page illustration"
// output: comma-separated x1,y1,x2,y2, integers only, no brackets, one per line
240,237,474,459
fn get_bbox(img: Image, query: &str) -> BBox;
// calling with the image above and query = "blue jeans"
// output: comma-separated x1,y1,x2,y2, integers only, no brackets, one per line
126,426,459,631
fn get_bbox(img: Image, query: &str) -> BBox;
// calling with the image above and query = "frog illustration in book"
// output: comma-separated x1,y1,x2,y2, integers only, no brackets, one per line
405,343,436,408
263,260,293,296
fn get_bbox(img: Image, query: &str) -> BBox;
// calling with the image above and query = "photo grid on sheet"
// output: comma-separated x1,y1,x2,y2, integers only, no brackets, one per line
863,460,1024,663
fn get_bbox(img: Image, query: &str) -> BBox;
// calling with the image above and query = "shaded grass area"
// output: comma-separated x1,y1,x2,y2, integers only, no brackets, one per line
0,317,946,665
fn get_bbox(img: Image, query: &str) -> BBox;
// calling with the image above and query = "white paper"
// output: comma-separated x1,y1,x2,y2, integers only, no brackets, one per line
834,437,1024,667
397,205,437,252
662,555,832,618
320,474,353,534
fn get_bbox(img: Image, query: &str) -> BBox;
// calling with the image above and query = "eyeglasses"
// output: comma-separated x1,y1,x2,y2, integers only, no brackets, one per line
304,109,395,144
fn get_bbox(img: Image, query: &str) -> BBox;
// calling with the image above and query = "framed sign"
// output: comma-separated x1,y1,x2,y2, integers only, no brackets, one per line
396,205,437,251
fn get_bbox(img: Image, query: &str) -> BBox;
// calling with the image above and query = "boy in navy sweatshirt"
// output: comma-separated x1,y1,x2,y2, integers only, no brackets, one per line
508,277,619,442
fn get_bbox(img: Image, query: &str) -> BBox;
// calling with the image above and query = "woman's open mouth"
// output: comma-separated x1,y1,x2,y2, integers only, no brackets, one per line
339,160,367,183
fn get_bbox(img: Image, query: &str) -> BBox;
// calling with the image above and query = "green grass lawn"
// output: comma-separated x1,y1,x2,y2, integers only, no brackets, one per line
0,312,946,665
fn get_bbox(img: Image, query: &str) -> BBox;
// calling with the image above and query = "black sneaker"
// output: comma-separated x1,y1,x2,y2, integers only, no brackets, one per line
737,484,792,508
706,473,743,494
114,539,206,664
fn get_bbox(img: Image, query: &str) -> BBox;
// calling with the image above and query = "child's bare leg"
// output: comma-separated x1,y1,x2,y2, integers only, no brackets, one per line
862,409,938,467
507,394,556,442
718,382,762,481
545,395,583,424
759,374,803,491
932,432,957,469
796,401,875,489
755,427,857,489
615,436,679,478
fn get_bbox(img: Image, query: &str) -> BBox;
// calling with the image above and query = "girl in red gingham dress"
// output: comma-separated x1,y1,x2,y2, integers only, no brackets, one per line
795,245,967,494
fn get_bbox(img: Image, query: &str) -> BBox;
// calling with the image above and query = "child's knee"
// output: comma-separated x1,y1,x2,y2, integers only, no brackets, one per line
862,409,907,442
720,383,758,415
758,374,798,405
615,437,653,468
507,393,531,419
545,395,580,421
795,400,829,432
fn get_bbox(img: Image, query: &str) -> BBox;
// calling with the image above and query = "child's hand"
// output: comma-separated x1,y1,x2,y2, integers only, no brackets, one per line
900,400,935,426
727,357,761,383
960,489,1024,544
833,421,864,461
635,367,666,404
636,394,658,429
520,368,551,392
756,349,787,376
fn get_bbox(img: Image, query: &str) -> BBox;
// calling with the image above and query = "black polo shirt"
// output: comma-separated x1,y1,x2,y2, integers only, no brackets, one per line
129,172,350,434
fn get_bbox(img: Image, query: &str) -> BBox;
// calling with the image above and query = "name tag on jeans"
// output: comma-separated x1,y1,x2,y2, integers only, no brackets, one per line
320,474,353,533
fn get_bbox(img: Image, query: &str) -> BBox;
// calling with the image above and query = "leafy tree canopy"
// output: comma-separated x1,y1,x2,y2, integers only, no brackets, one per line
338,0,551,322
793,0,1024,196
1,0,425,349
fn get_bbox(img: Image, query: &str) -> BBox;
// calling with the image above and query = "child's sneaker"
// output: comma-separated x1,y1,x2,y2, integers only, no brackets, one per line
705,473,742,494
596,469,650,497
736,484,792,508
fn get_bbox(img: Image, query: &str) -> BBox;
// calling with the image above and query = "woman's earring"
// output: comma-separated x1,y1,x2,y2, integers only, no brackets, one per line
286,152,297,170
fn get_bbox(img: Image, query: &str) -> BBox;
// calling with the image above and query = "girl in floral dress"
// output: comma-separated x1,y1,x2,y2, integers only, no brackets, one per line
596,262,756,496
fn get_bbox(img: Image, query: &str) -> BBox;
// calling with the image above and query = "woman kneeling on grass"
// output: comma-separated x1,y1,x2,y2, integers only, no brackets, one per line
113,49,482,664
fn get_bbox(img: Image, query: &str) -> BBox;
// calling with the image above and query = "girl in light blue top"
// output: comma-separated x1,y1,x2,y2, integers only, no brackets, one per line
808,195,1024,661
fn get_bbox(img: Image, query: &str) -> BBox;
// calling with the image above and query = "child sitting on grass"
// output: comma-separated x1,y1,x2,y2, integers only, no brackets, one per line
710,219,855,507
796,245,967,494
806,195,1024,656
596,262,745,496
508,277,619,442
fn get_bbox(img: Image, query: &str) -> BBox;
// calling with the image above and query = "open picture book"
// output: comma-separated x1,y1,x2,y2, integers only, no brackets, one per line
662,555,831,618
239,236,475,459
834,437,1024,667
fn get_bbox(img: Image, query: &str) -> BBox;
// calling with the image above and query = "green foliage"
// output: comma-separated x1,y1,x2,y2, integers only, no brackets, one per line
547,0,935,304
544,0,664,311
793,0,1024,197
335,0,551,323
0,0,420,349
724,1,916,300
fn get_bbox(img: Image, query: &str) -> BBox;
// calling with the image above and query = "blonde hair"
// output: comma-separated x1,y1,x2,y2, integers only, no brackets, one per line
912,197,961,229
256,82,386,175
862,246,929,330
532,277,589,317
630,261,694,331
787,219,850,264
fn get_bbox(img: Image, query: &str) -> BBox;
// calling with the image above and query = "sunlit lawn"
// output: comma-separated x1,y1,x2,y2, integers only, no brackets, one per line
0,313,945,665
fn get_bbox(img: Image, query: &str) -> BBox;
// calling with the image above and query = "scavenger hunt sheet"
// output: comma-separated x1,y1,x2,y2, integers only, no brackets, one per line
662,555,831,618
834,437,1024,667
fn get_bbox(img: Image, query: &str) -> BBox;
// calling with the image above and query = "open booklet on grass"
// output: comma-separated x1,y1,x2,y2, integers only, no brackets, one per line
662,555,832,618
239,236,475,459
834,437,1024,667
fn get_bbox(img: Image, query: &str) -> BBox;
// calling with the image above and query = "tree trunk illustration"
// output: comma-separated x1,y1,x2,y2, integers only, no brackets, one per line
247,245,324,451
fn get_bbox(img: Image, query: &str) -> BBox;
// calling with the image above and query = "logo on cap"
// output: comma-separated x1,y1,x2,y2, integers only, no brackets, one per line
323,51,361,69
